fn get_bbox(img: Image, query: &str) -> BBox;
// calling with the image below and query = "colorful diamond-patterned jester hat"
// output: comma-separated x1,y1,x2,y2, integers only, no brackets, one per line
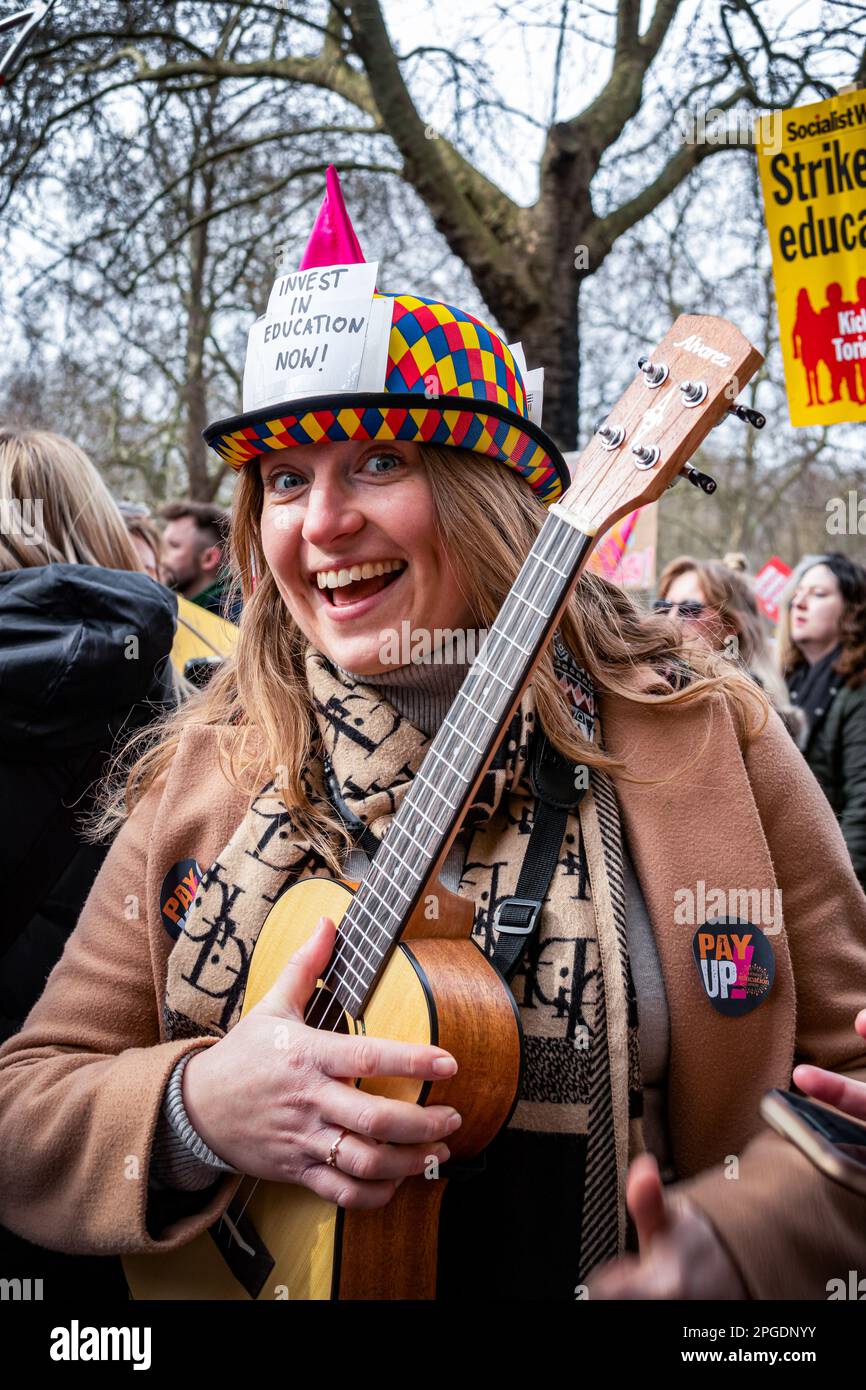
204,166,568,504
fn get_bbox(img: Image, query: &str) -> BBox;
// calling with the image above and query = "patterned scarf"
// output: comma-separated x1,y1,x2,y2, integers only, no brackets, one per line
163,642,640,1279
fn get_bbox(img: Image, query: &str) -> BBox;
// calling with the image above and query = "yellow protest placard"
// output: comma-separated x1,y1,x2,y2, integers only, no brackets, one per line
171,593,238,677
756,88,866,427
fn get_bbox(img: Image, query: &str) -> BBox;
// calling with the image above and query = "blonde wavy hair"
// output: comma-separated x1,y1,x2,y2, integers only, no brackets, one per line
0,427,143,572
94,445,767,865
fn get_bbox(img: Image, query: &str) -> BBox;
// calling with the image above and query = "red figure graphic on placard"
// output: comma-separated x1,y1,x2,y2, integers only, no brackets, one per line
793,281,866,408
792,289,824,406
820,284,863,405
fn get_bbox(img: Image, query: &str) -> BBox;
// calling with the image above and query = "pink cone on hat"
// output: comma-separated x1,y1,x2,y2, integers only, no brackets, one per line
298,165,366,269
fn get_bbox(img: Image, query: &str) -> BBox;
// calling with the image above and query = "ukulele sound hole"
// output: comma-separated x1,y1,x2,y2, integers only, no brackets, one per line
306,983,352,1033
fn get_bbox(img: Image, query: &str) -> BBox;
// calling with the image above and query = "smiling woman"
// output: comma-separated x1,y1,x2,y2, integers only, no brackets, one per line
1,172,865,1304
258,439,473,676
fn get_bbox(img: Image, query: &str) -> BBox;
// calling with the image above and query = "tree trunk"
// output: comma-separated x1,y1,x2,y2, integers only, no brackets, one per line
497,145,598,455
518,275,582,454
183,180,212,500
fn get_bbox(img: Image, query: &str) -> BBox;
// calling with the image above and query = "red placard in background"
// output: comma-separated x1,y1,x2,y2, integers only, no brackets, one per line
754,556,793,624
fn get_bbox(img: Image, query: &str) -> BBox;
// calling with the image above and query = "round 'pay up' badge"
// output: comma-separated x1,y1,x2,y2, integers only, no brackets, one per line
691,918,775,1017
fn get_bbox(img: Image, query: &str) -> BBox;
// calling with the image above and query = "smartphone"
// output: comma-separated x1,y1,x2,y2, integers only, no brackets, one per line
760,1088,866,1196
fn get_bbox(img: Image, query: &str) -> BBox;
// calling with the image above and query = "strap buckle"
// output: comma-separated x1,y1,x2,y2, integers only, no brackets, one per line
493,896,544,936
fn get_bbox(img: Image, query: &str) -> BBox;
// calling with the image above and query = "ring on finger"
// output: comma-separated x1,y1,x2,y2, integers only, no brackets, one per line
326,1127,349,1168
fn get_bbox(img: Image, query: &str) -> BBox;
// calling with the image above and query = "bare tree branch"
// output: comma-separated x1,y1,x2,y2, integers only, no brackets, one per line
587,81,764,258
345,0,539,315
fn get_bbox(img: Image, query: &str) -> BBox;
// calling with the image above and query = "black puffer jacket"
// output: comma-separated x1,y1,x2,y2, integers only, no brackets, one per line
0,564,177,1040
797,678,866,893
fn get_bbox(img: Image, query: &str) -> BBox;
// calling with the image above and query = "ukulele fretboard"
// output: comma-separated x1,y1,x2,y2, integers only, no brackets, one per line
326,510,592,1016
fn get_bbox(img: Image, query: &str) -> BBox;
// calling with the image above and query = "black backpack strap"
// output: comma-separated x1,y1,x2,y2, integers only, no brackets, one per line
491,729,587,983
323,756,381,859
323,734,586,985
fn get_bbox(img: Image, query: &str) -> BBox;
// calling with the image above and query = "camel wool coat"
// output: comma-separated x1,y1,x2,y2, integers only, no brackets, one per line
0,687,864,1300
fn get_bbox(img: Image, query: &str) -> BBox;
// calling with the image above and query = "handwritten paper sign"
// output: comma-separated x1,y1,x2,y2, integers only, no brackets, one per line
243,262,380,412
508,340,544,424
522,367,545,425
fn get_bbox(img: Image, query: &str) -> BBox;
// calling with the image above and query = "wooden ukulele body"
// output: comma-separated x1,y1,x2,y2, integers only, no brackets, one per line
124,875,522,1300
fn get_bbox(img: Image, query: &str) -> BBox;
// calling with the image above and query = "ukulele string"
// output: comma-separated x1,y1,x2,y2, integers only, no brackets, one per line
307,516,585,1036
307,517,582,1033
309,666,557,1030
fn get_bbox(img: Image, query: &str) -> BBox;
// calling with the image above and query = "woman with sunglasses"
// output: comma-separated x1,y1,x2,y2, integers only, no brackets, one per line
655,556,788,706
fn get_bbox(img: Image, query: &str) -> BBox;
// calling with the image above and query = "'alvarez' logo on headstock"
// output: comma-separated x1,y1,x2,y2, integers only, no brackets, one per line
672,333,733,367
552,314,763,538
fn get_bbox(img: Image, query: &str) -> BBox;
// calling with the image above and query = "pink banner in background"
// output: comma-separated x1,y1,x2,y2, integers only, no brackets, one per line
587,509,639,580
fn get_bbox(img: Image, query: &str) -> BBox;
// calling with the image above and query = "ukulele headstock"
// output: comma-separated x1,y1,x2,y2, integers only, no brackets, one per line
553,315,764,538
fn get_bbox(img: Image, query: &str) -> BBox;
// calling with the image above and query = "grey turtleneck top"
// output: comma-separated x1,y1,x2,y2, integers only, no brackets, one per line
150,657,674,1191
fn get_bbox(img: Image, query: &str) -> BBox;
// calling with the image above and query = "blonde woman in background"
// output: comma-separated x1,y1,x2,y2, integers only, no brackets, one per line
655,555,789,708
0,427,178,1301
0,427,178,1300
0,428,177,1039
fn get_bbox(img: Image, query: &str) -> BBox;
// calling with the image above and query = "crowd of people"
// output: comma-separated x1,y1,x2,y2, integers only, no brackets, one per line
655,548,866,890
0,416,864,1302
0,437,251,1049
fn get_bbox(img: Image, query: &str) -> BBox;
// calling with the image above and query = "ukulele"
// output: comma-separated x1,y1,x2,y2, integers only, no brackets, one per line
124,314,763,1300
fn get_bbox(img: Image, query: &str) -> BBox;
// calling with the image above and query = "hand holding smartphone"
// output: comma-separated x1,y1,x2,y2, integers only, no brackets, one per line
760,1088,866,1196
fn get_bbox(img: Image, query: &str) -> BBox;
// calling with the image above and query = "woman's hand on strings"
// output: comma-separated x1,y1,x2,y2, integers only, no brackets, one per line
181,916,462,1208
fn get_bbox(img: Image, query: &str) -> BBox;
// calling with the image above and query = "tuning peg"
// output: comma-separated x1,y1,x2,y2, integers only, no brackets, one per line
637,357,669,388
632,443,661,469
679,379,708,407
596,422,625,449
683,464,718,495
729,402,766,429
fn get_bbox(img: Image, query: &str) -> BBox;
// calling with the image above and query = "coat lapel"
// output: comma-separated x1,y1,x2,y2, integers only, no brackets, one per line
602,690,795,1178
